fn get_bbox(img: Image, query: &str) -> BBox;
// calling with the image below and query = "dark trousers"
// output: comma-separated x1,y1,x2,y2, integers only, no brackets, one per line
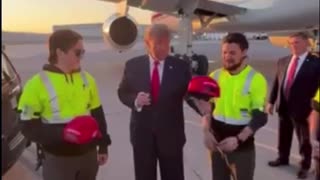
132,134,184,180
211,147,255,180
316,158,320,180
42,150,98,180
278,112,312,170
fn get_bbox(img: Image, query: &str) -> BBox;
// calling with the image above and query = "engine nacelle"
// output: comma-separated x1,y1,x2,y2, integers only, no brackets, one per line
102,14,138,51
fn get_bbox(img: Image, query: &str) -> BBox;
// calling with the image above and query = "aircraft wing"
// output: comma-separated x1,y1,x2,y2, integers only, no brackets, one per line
99,0,247,17
194,0,247,16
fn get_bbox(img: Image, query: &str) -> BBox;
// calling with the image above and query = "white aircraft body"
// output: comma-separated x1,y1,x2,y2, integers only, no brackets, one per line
149,0,319,33
99,0,319,74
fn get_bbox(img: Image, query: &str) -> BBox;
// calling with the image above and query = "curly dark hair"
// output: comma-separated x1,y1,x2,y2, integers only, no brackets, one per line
222,33,249,51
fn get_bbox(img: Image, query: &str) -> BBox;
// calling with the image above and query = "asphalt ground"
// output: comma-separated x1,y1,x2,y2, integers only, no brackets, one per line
2,40,317,180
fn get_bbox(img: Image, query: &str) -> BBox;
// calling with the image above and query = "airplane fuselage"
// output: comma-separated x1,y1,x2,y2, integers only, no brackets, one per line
207,0,319,32
147,0,319,33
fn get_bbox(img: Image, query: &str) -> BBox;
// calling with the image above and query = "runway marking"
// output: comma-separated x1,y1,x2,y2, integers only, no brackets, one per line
185,120,301,161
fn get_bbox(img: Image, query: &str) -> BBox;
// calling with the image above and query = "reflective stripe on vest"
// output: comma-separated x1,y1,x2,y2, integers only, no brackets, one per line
213,68,256,95
214,115,250,125
39,71,90,124
213,68,257,125
242,69,255,95
213,69,222,82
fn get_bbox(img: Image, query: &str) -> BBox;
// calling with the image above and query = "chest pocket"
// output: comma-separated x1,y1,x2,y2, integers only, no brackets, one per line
73,72,91,111
39,71,91,122
233,70,256,116
234,90,250,108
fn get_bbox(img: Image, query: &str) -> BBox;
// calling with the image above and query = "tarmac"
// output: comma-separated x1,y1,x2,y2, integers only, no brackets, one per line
2,40,317,180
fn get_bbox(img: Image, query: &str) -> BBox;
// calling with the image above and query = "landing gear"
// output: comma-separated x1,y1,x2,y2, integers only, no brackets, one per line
172,52,209,75
192,54,209,75
172,10,209,76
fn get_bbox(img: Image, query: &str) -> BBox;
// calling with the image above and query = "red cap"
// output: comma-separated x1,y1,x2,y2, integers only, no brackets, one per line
63,115,102,145
187,76,220,101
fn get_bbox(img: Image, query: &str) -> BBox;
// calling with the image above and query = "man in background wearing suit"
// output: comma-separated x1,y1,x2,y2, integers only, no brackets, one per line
267,32,320,179
117,24,193,180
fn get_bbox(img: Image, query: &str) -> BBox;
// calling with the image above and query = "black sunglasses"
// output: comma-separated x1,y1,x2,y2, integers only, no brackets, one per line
74,49,85,58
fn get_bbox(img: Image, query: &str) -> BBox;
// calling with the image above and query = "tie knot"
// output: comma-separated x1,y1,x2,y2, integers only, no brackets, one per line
293,56,299,61
154,61,160,66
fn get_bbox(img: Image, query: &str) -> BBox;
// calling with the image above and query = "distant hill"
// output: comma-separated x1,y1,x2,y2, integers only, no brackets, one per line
2,31,50,45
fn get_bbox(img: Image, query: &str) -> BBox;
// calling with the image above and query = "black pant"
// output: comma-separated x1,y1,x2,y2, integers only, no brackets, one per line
211,147,255,180
278,112,312,170
42,150,98,180
132,134,184,180
316,158,320,180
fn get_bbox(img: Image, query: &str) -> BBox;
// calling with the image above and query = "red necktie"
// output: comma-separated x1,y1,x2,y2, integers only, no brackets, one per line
285,56,299,99
151,61,160,103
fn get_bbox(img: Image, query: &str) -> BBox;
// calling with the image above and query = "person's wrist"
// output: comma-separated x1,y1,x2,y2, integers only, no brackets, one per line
201,114,211,131
236,135,243,145
134,98,139,107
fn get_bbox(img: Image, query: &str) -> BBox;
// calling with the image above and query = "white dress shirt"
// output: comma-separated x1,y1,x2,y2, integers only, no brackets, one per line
149,55,165,83
283,51,308,91
135,55,166,111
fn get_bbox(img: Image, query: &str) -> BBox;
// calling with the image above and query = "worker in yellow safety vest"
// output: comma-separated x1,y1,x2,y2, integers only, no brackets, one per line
18,29,111,180
194,33,268,180
309,88,320,180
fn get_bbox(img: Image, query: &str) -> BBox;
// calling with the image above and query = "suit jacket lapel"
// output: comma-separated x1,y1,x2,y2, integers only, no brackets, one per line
159,57,171,99
280,56,291,89
293,53,312,85
142,55,151,93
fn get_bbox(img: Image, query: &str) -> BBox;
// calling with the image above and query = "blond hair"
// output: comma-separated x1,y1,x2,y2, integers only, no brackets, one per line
144,24,170,41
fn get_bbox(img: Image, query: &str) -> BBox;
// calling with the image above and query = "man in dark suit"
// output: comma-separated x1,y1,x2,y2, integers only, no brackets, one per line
117,24,193,180
267,32,320,179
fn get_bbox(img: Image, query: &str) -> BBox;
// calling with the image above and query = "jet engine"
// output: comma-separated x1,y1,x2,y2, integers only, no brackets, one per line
102,14,138,51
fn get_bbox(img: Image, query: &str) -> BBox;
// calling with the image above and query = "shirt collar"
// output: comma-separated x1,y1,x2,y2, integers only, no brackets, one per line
149,55,165,66
294,51,308,62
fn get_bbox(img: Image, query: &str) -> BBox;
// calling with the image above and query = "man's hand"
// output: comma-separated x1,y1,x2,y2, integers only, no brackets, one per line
192,98,212,116
135,92,151,108
97,153,108,166
218,137,239,152
265,103,274,115
237,126,253,143
203,129,218,151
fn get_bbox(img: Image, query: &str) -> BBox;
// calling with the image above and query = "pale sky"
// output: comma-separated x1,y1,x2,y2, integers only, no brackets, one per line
2,0,152,33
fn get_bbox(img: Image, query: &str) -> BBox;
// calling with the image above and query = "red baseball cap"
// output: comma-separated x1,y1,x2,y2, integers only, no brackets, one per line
63,115,102,145
187,76,220,101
